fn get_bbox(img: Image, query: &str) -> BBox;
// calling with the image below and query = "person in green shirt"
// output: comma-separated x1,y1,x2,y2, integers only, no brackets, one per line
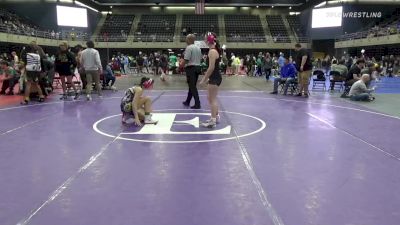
0,61,19,95
256,56,263,76
330,59,348,91
169,53,178,74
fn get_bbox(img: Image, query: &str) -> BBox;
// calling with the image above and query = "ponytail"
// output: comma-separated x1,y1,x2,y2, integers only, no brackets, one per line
214,40,222,55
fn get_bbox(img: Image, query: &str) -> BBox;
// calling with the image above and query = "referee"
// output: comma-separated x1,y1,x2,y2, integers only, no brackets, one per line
182,34,202,109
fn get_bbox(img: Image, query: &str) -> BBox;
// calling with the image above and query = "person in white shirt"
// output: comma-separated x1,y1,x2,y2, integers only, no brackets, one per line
80,40,102,101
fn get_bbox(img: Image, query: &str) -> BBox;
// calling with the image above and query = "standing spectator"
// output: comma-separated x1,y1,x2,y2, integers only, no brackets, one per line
278,52,285,69
143,54,149,73
75,44,87,90
182,34,202,109
264,53,273,81
256,55,263,76
11,51,19,68
123,54,130,74
80,40,102,101
119,54,126,74
137,53,144,74
102,61,116,90
294,43,312,98
55,41,78,100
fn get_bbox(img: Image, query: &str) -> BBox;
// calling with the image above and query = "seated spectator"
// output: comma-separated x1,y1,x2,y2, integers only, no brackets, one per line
361,62,380,85
342,58,365,97
349,74,375,102
102,62,116,90
0,61,19,95
270,57,297,95
393,60,399,76
330,59,348,91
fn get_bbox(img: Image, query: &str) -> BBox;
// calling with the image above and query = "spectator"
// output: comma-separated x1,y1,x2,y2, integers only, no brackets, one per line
270,56,297,95
264,53,273,81
294,43,312,98
0,61,19,95
55,41,78,100
80,40,102,101
349,74,375,101
330,59,348,91
278,52,285,69
102,62,116,90
20,45,45,105
11,51,18,68
346,58,365,86
342,58,365,98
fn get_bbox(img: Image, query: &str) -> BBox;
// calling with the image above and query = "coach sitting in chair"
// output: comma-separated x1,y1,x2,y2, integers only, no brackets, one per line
270,56,297,95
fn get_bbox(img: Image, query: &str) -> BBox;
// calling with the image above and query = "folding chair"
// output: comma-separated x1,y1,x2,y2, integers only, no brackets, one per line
329,71,344,92
66,75,82,95
52,73,62,89
279,78,299,95
312,70,327,91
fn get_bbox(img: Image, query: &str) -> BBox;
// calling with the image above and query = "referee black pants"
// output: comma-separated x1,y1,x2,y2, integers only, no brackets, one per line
185,66,201,107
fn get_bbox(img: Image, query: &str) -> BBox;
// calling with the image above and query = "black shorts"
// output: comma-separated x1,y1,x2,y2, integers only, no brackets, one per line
208,76,222,86
26,71,41,82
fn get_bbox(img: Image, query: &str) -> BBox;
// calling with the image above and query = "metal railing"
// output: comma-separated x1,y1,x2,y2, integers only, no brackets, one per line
336,25,400,42
0,25,90,41
0,26,310,45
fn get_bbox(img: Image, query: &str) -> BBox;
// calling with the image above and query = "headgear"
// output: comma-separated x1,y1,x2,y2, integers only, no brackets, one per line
142,78,154,89
206,32,216,44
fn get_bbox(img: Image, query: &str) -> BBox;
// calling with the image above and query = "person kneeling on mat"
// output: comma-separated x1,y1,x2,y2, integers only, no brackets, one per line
349,74,375,102
120,77,158,126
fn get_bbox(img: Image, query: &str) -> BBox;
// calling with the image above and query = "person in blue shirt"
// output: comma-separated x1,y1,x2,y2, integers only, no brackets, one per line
102,62,116,90
278,52,285,69
270,56,297,95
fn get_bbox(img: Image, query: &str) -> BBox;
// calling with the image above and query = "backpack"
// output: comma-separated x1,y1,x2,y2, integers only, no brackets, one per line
120,87,135,113
26,53,42,72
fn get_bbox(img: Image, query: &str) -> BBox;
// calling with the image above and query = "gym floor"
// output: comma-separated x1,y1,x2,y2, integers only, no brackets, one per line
1,75,399,225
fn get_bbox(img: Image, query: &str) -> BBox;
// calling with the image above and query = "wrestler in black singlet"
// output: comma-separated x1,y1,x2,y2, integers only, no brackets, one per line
207,49,222,86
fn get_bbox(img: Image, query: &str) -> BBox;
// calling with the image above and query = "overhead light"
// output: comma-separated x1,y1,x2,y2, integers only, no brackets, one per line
289,6,292,9
165,7,195,9
314,1,327,8
271,6,274,8
256,5,259,8
75,0,99,12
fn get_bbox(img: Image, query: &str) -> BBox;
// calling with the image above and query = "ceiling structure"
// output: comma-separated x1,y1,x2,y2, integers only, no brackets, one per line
79,0,326,11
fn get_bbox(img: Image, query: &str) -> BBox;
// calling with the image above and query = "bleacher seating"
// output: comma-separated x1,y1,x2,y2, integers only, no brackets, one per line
134,15,176,42
97,14,134,42
286,15,307,39
181,15,218,42
225,15,265,43
0,8,52,39
266,15,290,43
